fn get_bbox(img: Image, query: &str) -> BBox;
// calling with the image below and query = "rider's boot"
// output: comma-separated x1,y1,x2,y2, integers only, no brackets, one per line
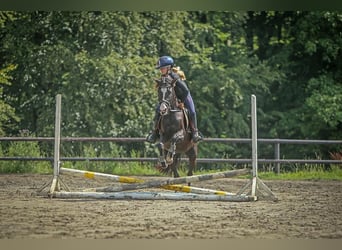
189,113,203,143
146,113,160,143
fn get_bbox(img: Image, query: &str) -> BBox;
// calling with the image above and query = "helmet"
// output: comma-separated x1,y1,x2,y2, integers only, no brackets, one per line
155,56,174,69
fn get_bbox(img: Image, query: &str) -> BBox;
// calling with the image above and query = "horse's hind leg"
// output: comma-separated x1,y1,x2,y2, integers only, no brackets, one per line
185,145,197,180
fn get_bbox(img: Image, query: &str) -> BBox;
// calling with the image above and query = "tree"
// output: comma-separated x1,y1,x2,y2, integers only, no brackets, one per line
244,11,342,158
0,11,340,163
0,12,19,135
0,64,19,136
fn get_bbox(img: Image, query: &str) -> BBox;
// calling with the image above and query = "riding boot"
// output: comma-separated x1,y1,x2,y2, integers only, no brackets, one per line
146,113,160,143
189,113,203,143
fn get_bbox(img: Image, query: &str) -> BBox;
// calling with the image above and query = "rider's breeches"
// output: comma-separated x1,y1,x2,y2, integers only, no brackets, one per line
183,94,198,128
183,94,196,116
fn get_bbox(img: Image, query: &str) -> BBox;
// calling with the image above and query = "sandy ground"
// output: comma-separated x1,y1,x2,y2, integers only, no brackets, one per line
0,173,341,239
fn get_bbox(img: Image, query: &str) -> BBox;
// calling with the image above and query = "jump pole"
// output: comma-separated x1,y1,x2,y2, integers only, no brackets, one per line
60,167,144,183
60,167,236,196
52,191,255,202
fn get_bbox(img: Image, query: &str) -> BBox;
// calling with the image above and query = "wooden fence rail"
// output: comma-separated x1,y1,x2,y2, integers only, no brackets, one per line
1,137,341,174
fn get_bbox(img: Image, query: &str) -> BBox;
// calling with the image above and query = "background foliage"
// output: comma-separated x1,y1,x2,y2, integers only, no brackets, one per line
0,11,341,170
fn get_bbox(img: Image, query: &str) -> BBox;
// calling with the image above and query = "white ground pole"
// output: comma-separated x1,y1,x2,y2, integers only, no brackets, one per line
237,95,277,201
53,191,255,202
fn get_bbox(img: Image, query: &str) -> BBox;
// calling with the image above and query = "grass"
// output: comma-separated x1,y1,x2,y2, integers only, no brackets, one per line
1,160,341,182
2,140,341,180
259,165,342,181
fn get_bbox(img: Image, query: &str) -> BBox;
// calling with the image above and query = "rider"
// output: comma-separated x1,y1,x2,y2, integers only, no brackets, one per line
146,55,203,143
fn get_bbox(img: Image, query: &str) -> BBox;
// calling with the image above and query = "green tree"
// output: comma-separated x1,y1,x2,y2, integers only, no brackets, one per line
0,64,19,136
0,12,19,135
244,11,342,159
0,11,341,165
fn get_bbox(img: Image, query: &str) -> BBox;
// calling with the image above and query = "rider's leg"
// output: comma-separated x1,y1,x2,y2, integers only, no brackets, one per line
183,94,203,143
189,112,202,143
146,105,160,143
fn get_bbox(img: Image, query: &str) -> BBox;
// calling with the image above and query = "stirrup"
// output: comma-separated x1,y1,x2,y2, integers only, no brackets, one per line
192,131,203,143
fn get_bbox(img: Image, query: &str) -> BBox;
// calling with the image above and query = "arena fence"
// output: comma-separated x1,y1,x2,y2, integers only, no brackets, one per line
1,137,341,174
1,94,340,200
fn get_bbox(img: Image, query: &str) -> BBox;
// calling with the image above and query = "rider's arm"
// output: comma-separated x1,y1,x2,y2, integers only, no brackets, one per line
170,72,190,102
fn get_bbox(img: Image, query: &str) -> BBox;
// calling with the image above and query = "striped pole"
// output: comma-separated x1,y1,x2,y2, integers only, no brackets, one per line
161,184,236,196
52,191,256,202
60,167,144,183
61,167,236,196
85,168,250,193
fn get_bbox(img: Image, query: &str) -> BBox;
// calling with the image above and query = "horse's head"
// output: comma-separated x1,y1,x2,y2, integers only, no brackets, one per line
156,76,178,115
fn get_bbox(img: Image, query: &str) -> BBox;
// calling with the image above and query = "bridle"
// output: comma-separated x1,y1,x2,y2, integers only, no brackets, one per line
158,76,178,116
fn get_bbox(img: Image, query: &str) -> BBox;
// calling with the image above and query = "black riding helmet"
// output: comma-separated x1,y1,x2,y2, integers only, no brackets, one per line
155,56,174,69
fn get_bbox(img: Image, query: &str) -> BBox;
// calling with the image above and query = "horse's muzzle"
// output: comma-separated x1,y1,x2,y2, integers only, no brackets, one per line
159,102,169,115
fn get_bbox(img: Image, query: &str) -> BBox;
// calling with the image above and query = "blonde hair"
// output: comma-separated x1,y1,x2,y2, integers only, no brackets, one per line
172,66,186,80
154,66,187,89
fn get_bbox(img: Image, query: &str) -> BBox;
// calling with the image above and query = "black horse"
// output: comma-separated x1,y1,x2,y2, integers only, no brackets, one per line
155,76,197,178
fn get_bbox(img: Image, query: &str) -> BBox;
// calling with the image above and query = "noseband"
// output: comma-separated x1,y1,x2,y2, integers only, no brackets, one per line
159,101,170,115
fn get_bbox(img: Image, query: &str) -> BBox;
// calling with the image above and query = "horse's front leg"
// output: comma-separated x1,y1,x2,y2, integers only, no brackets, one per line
165,130,183,166
165,142,176,165
157,142,167,169
172,130,185,144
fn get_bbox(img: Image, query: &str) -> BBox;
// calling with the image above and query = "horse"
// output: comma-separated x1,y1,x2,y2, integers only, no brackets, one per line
154,75,197,178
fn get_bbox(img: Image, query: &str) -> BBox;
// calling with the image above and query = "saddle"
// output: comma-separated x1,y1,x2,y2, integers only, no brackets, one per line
177,102,190,131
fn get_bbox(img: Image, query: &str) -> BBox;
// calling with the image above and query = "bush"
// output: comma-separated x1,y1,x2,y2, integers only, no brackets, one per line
0,141,51,174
